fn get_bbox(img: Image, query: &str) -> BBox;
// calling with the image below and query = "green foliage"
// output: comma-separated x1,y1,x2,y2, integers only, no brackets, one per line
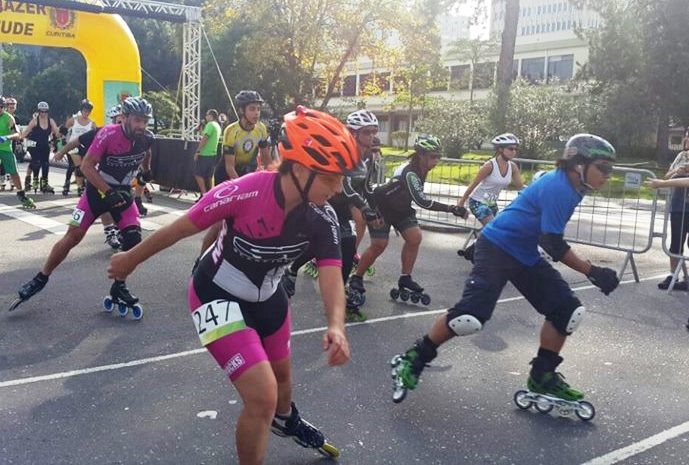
143,90,180,130
415,98,491,157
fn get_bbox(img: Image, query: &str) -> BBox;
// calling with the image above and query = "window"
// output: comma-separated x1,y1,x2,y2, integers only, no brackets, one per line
547,54,574,82
450,64,470,90
521,57,545,82
342,75,356,97
474,62,496,89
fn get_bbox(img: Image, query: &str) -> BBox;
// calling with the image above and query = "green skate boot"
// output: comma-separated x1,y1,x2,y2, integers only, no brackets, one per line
514,372,595,421
390,338,437,403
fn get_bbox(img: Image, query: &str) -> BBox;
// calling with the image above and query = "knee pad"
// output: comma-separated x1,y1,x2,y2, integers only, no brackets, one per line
552,305,586,335
446,311,483,336
119,226,141,251
74,166,83,178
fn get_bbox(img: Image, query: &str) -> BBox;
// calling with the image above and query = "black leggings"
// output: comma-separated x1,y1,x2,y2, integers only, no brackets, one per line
28,147,50,180
64,153,75,186
669,211,689,254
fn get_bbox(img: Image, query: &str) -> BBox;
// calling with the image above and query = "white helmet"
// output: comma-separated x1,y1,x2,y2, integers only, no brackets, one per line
491,133,520,147
106,104,122,119
346,110,378,131
37,101,49,111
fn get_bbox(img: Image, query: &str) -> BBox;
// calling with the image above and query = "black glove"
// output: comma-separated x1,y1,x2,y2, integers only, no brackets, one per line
362,206,381,223
587,265,619,295
450,205,469,219
136,170,152,184
103,189,127,212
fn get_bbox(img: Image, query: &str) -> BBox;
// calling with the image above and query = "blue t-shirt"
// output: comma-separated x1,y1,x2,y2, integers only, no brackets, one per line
482,168,583,265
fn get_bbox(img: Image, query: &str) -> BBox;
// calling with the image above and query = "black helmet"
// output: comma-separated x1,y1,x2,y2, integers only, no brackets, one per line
235,90,264,109
80,98,94,110
0,96,5,108
562,134,616,163
122,96,153,118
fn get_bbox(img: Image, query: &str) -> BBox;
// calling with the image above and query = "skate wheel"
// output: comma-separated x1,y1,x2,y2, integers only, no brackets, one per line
366,266,376,277
8,297,24,312
534,396,553,414
420,294,431,306
390,354,402,367
317,442,340,459
117,303,129,318
575,401,595,421
410,293,420,304
513,390,532,410
103,296,114,312
392,386,407,403
354,292,365,306
131,304,144,321
399,289,410,302
390,288,400,300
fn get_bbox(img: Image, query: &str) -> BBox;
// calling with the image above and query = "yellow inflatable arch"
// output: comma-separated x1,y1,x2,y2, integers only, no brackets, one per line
0,2,141,125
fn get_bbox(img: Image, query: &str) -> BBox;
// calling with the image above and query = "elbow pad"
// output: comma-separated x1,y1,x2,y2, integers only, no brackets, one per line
538,233,570,262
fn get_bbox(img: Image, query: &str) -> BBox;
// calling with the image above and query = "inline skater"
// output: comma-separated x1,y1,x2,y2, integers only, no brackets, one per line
193,109,222,196
107,106,356,464
9,97,154,317
0,97,18,190
348,134,468,305
53,104,125,250
64,98,96,196
390,134,620,421
457,133,525,260
21,101,61,194
0,96,34,208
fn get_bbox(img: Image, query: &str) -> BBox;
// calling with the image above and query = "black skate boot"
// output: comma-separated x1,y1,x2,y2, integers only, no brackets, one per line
281,268,298,298
143,186,153,203
103,280,143,320
134,197,148,216
40,178,55,194
31,177,39,194
457,241,475,262
62,180,70,196
391,274,430,305
24,175,32,194
9,272,49,311
77,185,85,197
271,402,339,458
390,336,438,403
345,286,367,322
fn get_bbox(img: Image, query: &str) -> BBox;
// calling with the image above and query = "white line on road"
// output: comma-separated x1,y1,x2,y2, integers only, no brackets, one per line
0,203,67,235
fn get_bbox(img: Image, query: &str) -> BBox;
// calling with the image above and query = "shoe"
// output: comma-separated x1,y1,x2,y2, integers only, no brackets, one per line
658,275,688,290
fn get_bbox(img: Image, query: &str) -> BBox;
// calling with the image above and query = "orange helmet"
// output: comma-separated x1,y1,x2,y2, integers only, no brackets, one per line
279,106,364,176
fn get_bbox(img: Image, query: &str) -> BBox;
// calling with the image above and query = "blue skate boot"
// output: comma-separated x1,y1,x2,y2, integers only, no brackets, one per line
390,274,431,305
103,280,143,320
271,402,340,458
8,272,49,311
390,336,437,403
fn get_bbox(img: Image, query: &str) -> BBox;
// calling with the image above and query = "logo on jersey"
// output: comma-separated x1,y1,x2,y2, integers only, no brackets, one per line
203,187,259,213
242,139,255,154
233,236,309,264
309,203,340,246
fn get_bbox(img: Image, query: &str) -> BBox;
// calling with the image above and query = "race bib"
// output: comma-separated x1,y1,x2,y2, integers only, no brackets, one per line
69,207,86,226
191,299,246,346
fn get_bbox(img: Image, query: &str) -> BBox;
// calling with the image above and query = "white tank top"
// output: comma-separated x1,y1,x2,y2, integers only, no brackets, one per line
67,113,94,150
470,158,513,204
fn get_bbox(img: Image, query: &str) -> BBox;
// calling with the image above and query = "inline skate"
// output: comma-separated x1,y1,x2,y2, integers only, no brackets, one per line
77,185,85,197
457,241,475,262
24,175,32,194
271,402,340,459
390,275,430,305
345,286,367,322
17,191,36,209
347,274,366,307
281,268,297,298
103,280,143,320
390,337,437,403
103,225,121,250
40,178,55,194
513,372,595,421
31,177,39,194
8,272,49,311
62,180,70,196
303,259,318,278
352,253,375,277
134,196,148,216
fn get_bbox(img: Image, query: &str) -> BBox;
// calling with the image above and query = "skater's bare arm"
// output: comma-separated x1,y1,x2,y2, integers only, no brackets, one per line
559,248,593,276
54,139,80,161
317,266,350,366
459,162,492,206
646,177,689,188
108,215,201,279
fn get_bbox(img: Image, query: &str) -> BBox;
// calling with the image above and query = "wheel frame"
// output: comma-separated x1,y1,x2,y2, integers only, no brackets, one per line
399,289,410,301
575,401,596,421
513,390,532,410
534,395,554,413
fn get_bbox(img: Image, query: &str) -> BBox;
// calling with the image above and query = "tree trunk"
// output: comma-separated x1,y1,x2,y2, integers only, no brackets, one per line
656,106,670,164
493,0,520,133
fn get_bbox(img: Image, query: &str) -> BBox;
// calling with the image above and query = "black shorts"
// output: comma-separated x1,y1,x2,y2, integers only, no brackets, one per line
214,160,254,183
194,156,216,179
451,235,581,324
368,209,418,239
669,211,689,254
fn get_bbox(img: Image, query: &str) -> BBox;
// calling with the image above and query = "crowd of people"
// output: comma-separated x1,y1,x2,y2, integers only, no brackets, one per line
1,89,686,465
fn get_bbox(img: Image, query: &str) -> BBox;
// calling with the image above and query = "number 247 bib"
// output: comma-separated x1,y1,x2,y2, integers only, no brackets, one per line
192,299,246,346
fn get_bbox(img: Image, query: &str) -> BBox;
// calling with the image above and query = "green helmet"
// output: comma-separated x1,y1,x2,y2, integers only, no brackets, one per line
414,134,442,154
563,134,616,162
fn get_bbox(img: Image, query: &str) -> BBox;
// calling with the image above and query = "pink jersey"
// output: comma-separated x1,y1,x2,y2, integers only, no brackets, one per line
86,123,154,187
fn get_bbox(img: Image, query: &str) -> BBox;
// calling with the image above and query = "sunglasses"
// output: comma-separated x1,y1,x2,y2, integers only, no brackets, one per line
592,163,614,175
504,146,518,151
359,129,378,136
39,110,49,113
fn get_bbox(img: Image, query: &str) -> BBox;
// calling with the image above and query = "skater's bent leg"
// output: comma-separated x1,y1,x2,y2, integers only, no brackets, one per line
400,226,421,275
340,235,357,282
41,226,87,275
101,212,115,227
233,362,278,465
350,206,366,250
539,320,566,353
355,238,387,278
271,357,293,417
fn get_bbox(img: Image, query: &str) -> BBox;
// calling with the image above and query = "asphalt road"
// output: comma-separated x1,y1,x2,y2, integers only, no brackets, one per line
1,168,688,465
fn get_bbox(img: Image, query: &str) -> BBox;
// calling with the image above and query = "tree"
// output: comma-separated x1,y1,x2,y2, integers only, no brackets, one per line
144,90,180,132
446,38,498,102
492,0,519,133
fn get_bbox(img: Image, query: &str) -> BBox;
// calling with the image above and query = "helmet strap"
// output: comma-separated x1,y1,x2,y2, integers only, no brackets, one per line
578,164,595,192
289,167,317,203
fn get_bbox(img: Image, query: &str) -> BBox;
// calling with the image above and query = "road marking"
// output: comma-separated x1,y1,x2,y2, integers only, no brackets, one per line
579,421,689,465
0,203,67,235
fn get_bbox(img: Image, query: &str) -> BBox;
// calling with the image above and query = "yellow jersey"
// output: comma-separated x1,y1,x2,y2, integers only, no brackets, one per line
222,121,268,167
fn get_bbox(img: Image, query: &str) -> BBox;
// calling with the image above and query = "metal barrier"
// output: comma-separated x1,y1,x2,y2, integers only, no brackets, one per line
658,188,689,291
377,155,659,281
